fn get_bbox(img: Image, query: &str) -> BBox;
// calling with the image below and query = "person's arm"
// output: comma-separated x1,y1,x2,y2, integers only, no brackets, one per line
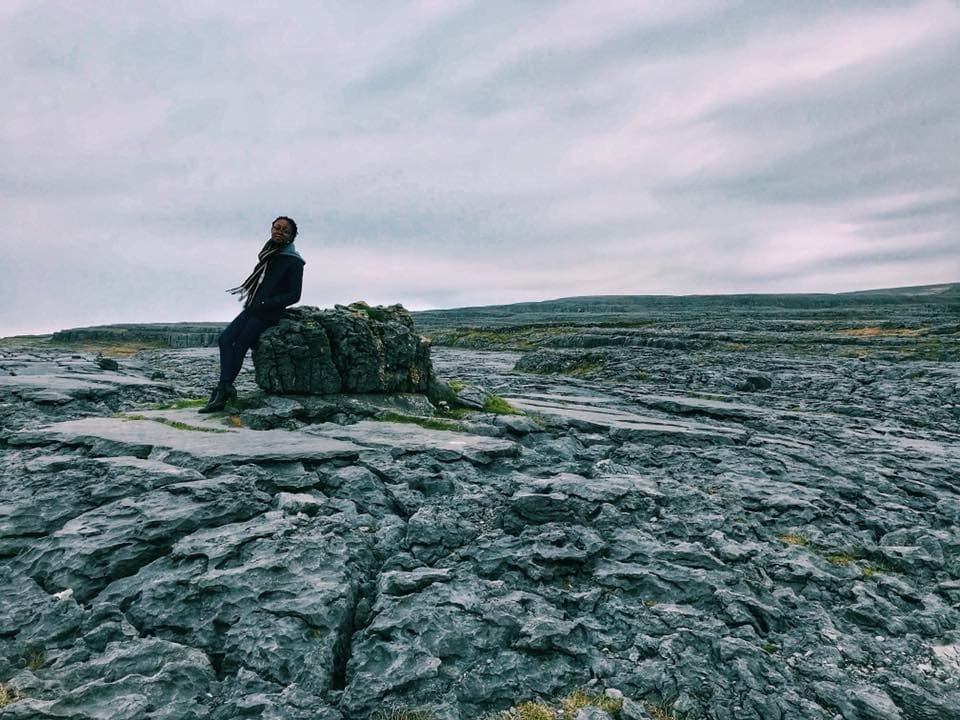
252,258,304,311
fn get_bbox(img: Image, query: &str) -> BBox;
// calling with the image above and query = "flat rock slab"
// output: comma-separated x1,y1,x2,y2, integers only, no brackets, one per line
0,372,167,399
309,419,519,464
630,392,768,420
503,392,746,445
11,410,363,470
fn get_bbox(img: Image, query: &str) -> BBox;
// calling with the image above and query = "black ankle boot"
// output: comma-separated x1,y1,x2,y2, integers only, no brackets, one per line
198,382,235,414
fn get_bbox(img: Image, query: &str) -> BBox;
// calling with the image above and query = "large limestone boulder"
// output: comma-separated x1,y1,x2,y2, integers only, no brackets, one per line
252,302,433,395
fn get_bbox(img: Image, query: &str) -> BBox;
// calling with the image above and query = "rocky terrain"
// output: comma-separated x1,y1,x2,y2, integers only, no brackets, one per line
1,289,959,720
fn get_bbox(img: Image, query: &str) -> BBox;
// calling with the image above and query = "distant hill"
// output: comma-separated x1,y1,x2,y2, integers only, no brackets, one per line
410,282,960,329
3,282,956,346
843,283,960,298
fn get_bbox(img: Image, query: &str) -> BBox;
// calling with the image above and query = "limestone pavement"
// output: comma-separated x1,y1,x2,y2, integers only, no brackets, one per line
1,342,959,719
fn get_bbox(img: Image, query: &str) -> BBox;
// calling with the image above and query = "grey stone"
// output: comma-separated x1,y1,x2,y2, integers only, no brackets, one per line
19,473,271,602
379,568,453,596
735,374,773,392
494,414,544,434
252,303,432,395
11,410,362,471
309,419,518,465
500,392,747,445
620,697,653,720
95,355,120,371
454,383,492,409
574,707,615,720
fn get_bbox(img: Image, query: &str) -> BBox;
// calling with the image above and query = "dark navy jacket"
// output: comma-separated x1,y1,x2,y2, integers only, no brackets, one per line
249,254,305,322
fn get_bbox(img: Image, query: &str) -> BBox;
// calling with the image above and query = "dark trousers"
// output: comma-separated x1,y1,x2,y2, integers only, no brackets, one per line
218,309,274,385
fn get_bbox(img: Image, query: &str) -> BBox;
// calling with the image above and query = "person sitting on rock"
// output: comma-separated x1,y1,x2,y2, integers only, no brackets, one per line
199,216,305,413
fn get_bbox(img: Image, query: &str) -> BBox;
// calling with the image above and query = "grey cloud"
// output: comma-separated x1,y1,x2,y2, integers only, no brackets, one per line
662,36,960,201
2,2,959,336
342,2,513,100
725,236,959,288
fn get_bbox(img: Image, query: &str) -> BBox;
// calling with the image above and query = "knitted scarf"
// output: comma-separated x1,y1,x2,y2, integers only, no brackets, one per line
227,240,289,308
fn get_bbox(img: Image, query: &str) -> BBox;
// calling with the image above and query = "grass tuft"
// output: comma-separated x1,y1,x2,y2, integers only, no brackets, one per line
570,360,603,375
116,413,231,433
518,701,555,720
438,406,473,420
483,394,518,415
349,300,392,323
26,649,44,671
825,552,855,566
380,411,467,432
839,326,924,337
561,689,623,719
644,701,685,720
489,700,555,720
777,533,807,546
147,397,207,410
861,561,897,579
0,684,19,708
369,709,435,720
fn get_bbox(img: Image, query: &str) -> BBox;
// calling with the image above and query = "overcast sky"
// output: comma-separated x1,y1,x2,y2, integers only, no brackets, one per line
2,1,958,336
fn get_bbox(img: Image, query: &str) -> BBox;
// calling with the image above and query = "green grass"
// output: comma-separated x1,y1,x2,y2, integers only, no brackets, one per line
644,702,685,720
482,394,518,415
437,406,473,420
62,339,168,355
561,689,623,719
369,709,435,720
438,381,517,416
147,397,207,410
775,532,889,578
570,360,603,375
116,413,231,433
380,411,468,432
484,700,555,720
861,561,897,579
0,684,19,708
349,300,396,323
482,689,625,720
761,641,778,655
26,650,44,671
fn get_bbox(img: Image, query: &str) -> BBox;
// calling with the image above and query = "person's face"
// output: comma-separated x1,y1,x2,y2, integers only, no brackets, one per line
270,219,294,244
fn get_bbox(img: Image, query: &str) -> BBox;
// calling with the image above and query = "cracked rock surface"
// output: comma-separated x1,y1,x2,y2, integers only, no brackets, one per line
252,303,433,395
1,336,959,719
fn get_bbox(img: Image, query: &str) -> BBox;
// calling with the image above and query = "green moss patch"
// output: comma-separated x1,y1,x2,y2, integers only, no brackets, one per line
148,397,207,410
380,411,468,432
116,413,231,434
482,394,518,415
777,533,808,546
